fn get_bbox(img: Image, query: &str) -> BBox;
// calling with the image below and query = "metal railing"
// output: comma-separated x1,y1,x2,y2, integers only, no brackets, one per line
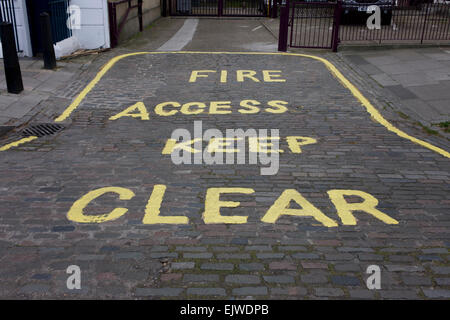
169,0,270,16
279,0,450,51
289,1,339,49
48,0,72,44
339,2,450,44
0,0,20,51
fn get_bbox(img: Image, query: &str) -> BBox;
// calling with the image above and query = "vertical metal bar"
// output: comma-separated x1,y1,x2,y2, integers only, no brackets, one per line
108,2,117,48
138,0,143,32
420,1,430,44
291,2,295,46
272,0,278,18
7,0,20,51
278,3,289,51
162,0,167,17
290,1,295,47
332,0,341,52
218,0,223,16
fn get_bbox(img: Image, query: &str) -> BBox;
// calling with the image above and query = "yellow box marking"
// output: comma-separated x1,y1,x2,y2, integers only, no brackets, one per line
0,136,38,152
48,51,449,159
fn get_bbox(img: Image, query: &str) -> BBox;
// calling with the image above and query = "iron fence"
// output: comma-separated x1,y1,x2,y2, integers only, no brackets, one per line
339,2,450,44
289,1,338,49
48,0,72,44
169,0,270,16
279,0,450,51
0,0,20,51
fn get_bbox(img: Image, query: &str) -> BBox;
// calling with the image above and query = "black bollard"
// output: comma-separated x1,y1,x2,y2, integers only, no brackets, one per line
40,12,57,70
0,22,24,94
278,5,289,52
162,0,167,17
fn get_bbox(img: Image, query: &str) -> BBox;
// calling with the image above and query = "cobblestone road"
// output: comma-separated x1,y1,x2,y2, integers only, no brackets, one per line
0,50,449,299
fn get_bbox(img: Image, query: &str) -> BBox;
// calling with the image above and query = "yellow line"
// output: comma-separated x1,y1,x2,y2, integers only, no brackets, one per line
55,52,152,123
0,136,38,152
25,50,450,159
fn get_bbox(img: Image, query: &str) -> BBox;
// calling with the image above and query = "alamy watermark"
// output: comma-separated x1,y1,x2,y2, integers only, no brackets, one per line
67,5,81,30
66,265,81,290
168,121,280,175
366,265,381,290
366,5,382,30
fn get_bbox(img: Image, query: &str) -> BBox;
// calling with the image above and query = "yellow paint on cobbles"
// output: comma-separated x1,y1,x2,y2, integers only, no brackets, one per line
67,186,135,223
327,189,399,225
203,187,255,224
66,186,398,227
109,101,149,120
286,136,317,153
162,138,203,154
51,51,449,159
143,184,188,224
261,189,338,227
161,136,317,155
0,136,38,152
55,52,151,123
112,100,289,117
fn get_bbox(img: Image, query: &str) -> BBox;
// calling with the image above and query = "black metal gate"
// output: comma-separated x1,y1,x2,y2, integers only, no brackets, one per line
283,1,341,50
48,0,72,43
279,0,450,52
0,0,20,51
169,0,270,17
25,0,72,55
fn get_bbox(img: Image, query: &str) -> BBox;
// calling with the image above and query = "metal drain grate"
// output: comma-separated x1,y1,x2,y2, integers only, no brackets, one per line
21,124,64,137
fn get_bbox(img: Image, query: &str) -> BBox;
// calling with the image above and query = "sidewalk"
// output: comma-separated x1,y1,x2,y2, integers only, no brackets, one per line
0,56,96,127
262,17,450,135
338,47,450,130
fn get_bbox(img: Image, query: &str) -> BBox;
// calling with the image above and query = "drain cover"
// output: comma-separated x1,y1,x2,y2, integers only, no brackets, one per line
21,124,64,137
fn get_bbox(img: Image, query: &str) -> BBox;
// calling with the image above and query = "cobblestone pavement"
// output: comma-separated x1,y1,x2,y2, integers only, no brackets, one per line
0,22,449,300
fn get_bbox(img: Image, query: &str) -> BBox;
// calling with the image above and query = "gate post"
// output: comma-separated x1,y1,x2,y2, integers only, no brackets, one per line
108,2,118,48
332,0,342,52
278,4,289,52
272,0,278,18
162,0,167,17
218,0,223,17
138,0,143,32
